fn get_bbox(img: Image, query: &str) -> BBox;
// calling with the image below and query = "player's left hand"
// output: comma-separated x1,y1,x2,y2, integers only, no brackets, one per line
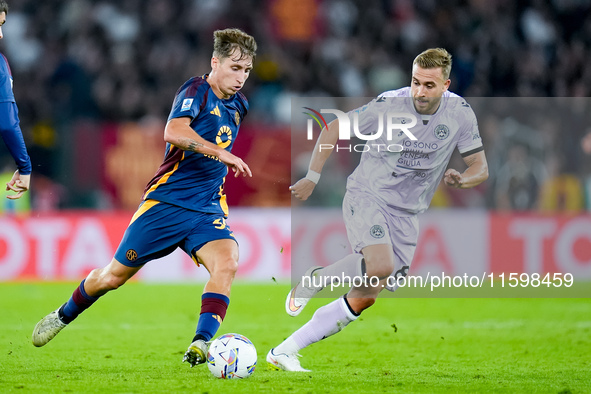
218,150,252,178
230,162,252,178
5,170,30,199
444,169,463,188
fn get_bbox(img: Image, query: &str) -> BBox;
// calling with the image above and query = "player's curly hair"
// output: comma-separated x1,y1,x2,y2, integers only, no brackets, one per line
213,28,257,62
0,1,9,14
413,48,452,80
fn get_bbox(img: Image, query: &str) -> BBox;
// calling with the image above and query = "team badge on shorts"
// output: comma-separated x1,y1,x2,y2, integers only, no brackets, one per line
234,111,240,126
370,225,385,238
126,249,138,262
434,124,450,140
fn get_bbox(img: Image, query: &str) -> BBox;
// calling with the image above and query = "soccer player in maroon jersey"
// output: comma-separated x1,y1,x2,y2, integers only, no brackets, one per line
33,28,257,368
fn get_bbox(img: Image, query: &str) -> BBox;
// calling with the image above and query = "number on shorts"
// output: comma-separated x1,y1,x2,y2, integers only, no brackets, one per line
213,218,227,230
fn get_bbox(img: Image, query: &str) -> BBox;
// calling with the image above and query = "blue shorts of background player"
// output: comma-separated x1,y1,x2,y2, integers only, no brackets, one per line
114,199,236,268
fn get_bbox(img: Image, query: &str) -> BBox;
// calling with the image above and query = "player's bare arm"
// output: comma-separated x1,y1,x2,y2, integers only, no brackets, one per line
444,150,488,189
5,170,30,199
165,117,252,177
290,118,340,200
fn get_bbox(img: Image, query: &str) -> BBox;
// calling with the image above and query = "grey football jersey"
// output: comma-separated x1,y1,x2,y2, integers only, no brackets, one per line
345,87,483,216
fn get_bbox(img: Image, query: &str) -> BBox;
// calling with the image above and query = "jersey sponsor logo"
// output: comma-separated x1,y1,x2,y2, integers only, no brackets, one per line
203,154,222,162
216,126,233,149
181,98,194,111
434,124,450,140
234,111,240,125
370,225,385,238
400,171,428,180
402,140,439,150
210,106,221,117
126,249,138,262
400,149,430,160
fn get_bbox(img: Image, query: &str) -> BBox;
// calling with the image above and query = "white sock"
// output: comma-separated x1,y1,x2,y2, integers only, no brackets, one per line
275,297,358,354
274,336,300,355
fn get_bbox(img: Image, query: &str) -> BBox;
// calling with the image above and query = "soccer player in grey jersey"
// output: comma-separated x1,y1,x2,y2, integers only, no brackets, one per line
268,48,489,372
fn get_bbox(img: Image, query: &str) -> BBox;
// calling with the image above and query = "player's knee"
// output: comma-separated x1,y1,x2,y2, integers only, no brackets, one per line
212,256,238,279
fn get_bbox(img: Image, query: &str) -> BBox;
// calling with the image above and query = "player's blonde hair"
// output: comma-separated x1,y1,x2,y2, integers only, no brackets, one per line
213,28,257,62
413,48,452,80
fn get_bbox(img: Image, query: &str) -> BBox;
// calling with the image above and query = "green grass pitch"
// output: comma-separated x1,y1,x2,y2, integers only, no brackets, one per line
1,282,590,393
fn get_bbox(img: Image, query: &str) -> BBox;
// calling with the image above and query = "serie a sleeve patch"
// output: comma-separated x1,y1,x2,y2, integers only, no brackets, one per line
181,98,194,111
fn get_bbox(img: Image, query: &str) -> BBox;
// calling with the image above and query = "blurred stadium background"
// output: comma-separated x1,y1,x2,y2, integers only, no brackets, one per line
0,0,590,284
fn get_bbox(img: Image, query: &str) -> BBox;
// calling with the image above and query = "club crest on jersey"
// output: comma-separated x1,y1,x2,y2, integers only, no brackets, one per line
216,126,233,148
126,249,138,261
370,225,385,238
434,124,450,140
234,111,240,126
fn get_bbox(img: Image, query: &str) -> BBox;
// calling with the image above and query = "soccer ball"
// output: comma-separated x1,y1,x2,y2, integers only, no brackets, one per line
207,333,257,379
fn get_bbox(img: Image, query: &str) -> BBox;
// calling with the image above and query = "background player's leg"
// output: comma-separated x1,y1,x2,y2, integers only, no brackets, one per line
318,253,365,280
269,245,392,371
270,295,359,370
286,253,365,317
346,244,394,313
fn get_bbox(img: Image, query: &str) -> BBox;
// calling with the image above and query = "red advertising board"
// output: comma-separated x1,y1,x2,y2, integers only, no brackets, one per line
1,210,590,282
490,213,591,277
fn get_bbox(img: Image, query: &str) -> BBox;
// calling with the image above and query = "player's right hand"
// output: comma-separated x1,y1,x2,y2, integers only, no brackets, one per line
289,178,316,201
5,170,30,200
